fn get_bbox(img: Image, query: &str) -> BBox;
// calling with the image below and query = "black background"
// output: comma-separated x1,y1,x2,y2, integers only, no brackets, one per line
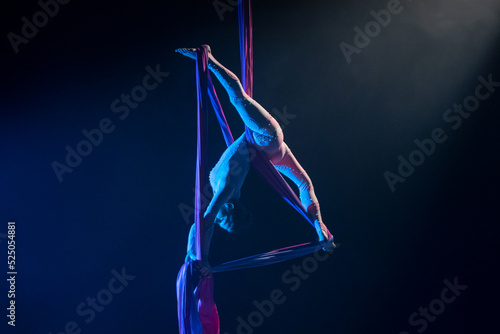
1,0,499,333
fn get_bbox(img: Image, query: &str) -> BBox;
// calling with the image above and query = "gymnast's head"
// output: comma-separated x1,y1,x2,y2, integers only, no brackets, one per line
216,199,253,233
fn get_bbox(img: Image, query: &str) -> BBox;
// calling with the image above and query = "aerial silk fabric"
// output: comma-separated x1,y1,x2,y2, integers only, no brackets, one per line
238,0,253,98
194,46,210,261
177,2,327,333
177,261,219,334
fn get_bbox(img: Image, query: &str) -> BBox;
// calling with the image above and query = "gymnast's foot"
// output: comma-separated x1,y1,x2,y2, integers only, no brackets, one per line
315,220,336,251
175,45,211,59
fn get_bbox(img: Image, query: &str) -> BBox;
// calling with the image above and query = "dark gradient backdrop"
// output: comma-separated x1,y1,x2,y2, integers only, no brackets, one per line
1,0,499,333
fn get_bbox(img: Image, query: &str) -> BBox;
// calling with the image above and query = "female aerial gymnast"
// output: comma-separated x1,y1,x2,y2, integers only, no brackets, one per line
176,45,335,276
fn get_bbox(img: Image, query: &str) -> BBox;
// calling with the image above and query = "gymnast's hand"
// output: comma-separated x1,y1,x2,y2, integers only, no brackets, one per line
320,236,336,252
314,219,336,251
197,259,212,277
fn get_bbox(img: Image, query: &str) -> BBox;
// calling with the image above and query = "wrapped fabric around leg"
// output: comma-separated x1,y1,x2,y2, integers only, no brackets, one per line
196,274,220,334
177,261,202,334
177,261,220,334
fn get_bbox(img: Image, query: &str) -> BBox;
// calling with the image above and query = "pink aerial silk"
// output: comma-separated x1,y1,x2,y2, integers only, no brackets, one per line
177,1,332,333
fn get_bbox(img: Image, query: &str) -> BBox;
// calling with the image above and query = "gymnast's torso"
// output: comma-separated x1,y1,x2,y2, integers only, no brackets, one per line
209,130,309,206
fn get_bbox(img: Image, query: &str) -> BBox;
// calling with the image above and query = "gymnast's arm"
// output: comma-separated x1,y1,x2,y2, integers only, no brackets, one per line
185,184,235,268
273,144,334,247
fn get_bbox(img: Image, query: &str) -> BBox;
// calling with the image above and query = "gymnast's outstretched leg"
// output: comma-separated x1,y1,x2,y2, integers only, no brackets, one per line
176,45,284,158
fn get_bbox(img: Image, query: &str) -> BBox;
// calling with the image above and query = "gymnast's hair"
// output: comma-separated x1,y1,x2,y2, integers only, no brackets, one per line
225,199,253,233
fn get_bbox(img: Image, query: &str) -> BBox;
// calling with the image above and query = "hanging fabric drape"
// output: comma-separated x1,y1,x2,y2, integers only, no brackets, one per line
238,0,253,97
177,2,331,333
194,48,209,261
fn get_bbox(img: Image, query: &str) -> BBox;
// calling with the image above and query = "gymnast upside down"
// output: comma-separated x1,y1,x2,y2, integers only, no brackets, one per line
176,45,335,276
